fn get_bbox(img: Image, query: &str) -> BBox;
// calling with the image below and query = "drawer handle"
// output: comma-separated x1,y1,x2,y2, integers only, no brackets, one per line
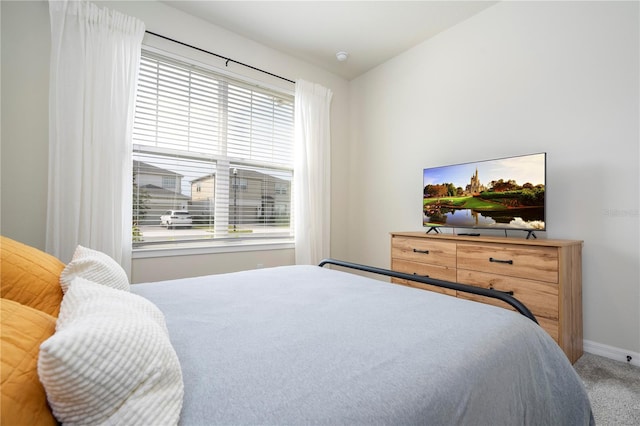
489,286,514,296
413,248,430,254
489,257,513,265
413,272,430,278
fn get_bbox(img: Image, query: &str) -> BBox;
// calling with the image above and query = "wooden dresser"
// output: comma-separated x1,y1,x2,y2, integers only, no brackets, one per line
390,232,583,363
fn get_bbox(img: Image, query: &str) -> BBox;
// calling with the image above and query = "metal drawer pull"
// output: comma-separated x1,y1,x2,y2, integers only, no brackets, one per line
489,257,513,265
489,286,514,296
413,272,430,278
413,248,429,254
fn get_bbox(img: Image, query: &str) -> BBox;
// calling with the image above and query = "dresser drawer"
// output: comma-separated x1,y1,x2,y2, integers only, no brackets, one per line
458,291,560,342
392,259,457,281
391,278,457,296
391,237,456,268
457,243,558,283
457,270,559,321
391,259,457,296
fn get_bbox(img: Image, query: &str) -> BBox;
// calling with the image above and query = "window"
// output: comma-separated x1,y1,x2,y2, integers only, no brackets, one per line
161,175,176,190
231,176,248,191
275,182,288,195
132,49,295,251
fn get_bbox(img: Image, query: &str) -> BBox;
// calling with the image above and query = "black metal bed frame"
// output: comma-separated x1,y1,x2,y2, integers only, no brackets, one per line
318,258,538,324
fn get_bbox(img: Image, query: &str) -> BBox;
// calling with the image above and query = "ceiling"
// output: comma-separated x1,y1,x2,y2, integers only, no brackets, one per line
162,1,498,80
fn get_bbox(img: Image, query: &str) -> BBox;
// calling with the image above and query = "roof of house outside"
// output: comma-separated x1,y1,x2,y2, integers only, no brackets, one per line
229,168,289,184
139,184,190,200
134,160,184,178
191,174,215,184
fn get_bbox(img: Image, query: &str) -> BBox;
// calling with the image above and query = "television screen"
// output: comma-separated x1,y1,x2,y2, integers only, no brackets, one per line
423,153,546,232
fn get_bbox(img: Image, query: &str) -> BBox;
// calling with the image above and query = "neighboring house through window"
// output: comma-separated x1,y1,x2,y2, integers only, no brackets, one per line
132,48,294,251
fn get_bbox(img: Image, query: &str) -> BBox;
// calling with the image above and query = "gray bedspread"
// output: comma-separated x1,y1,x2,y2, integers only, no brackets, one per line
132,265,593,425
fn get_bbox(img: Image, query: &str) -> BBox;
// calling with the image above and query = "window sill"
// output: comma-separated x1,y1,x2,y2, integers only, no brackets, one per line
132,239,295,259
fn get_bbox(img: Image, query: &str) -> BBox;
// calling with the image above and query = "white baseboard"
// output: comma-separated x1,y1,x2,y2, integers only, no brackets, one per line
583,340,640,367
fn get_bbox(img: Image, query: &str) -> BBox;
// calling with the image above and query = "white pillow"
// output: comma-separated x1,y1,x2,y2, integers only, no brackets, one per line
60,245,129,292
38,278,184,425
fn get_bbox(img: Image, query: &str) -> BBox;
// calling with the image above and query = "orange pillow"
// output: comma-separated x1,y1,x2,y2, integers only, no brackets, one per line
1,236,64,317
1,298,58,426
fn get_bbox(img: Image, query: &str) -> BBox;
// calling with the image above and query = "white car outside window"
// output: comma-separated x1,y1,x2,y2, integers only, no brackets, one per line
160,210,193,229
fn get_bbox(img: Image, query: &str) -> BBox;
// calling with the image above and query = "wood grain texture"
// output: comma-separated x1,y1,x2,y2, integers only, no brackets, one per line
391,236,456,267
457,269,559,320
457,243,558,283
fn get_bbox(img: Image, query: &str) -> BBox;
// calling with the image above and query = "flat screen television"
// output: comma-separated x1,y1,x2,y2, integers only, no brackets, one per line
423,153,546,236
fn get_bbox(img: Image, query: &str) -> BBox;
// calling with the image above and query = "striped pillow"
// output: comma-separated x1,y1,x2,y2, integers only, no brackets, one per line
59,245,129,293
38,278,183,425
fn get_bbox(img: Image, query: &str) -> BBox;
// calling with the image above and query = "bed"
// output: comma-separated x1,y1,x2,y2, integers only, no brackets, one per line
132,260,593,425
1,236,593,425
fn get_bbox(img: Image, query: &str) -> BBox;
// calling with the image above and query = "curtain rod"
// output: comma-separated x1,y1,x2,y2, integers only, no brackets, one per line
145,30,296,85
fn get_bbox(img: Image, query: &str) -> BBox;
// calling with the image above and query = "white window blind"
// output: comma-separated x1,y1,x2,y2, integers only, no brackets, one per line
132,49,294,250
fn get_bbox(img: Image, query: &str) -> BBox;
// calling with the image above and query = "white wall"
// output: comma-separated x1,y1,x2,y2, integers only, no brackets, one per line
349,1,639,355
1,1,51,248
0,1,351,283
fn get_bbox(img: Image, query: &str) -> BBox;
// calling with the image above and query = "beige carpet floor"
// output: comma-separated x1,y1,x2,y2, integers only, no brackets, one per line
573,353,640,425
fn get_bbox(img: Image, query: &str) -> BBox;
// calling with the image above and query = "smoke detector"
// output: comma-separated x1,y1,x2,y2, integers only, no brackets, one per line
335,51,349,62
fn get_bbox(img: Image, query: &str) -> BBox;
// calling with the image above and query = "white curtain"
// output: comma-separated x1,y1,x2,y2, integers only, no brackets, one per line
294,80,333,265
46,0,145,276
